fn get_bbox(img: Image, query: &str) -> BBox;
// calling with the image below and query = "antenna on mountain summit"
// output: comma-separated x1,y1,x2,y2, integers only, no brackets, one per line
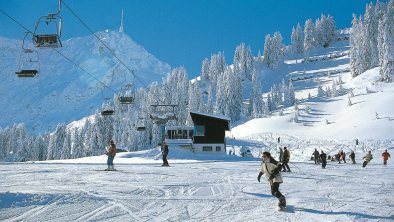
119,9,124,33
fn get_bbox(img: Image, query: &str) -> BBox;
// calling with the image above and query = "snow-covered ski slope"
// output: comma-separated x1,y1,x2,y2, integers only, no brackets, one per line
1,31,394,221
0,148,393,221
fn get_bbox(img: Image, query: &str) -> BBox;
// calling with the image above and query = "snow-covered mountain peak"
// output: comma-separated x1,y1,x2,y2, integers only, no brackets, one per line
0,31,171,133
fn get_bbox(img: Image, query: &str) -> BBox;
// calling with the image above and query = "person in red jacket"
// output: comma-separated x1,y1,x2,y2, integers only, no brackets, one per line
106,139,117,171
382,149,391,166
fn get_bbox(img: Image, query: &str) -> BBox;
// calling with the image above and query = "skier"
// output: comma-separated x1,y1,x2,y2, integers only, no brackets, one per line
362,151,373,168
336,152,342,164
382,149,391,165
313,148,320,164
162,141,169,166
340,150,346,163
105,139,117,171
349,150,356,164
319,150,327,169
257,151,286,210
278,147,283,163
282,147,291,172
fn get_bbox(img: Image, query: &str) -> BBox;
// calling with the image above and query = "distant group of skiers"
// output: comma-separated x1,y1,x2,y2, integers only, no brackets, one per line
103,138,390,212
311,148,391,169
104,139,170,171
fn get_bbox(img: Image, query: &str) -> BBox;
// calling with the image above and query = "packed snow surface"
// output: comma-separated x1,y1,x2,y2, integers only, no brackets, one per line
1,147,393,221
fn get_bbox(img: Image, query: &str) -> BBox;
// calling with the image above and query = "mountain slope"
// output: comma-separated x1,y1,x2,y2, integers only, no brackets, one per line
232,36,394,141
0,31,171,133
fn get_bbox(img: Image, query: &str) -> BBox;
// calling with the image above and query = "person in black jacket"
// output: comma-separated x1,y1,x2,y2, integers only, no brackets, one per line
319,150,327,169
349,150,356,164
282,147,291,172
313,148,320,164
162,141,169,166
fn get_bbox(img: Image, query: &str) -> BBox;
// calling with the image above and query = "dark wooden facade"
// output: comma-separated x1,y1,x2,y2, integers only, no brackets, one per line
190,112,230,144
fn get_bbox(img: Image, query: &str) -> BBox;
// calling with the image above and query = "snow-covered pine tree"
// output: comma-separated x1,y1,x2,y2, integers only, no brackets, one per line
72,128,84,159
365,3,379,68
13,124,28,162
380,3,394,82
187,81,201,124
60,131,72,159
331,80,338,97
47,123,67,160
224,67,242,121
284,80,296,107
233,42,254,81
263,34,273,67
350,15,369,77
210,52,226,91
315,15,324,47
304,19,315,61
207,83,214,114
201,58,210,81
263,32,284,70
317,79,324,97
215,72,226,115
291,22,304,54
250,68,263,118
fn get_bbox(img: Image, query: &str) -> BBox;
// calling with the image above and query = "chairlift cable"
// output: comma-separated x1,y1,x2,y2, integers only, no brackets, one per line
62,1,141,87
0,8,117,94
62,0,171,107
0,8,31,34
2,6,179,118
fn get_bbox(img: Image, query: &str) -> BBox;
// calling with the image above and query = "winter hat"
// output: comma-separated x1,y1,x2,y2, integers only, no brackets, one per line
262,151,271,157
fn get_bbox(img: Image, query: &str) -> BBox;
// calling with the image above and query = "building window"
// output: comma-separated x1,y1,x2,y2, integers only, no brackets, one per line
203,146,212,151
216,146,221,152
194,125,205,136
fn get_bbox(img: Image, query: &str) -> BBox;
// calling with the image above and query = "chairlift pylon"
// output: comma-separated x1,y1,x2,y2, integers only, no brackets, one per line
32,0,62,48
149,104,178,124
15,32,40,78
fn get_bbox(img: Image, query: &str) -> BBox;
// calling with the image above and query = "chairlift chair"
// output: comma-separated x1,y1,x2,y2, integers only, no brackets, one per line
15,33,40,78
101,98,115,116
136,114,146,131
32,0,62,48
137,126,146,131
118,83,135,104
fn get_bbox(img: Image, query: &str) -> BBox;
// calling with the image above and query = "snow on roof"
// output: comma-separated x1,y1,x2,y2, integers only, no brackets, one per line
190,111,231,121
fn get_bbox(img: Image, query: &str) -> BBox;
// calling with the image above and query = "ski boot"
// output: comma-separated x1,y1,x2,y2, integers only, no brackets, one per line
278,195,286,211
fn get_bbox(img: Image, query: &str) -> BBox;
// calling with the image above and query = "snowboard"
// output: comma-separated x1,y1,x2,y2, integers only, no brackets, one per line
277,205,295,213
94,169,119,172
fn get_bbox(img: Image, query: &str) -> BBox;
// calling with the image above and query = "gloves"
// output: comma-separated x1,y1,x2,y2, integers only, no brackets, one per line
257,172,263,182
269,175,275,181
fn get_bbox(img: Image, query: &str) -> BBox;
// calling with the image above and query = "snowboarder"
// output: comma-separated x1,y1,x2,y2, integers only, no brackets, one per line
349,150,356,164
319,150,327,169
313,148,320,164
105,139,117,171
162,141,169,166
257,151,286,210
278,147,283,163
282,147,291,172
362,151,373,168
382,149,391,166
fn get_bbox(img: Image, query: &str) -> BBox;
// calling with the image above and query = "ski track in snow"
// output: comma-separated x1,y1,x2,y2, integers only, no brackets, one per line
0,158,393,222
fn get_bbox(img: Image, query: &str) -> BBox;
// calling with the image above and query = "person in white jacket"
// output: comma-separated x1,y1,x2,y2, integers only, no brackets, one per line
257,151,286,209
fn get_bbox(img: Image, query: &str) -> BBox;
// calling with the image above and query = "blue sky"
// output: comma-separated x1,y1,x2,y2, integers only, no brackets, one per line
0,0,373,77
